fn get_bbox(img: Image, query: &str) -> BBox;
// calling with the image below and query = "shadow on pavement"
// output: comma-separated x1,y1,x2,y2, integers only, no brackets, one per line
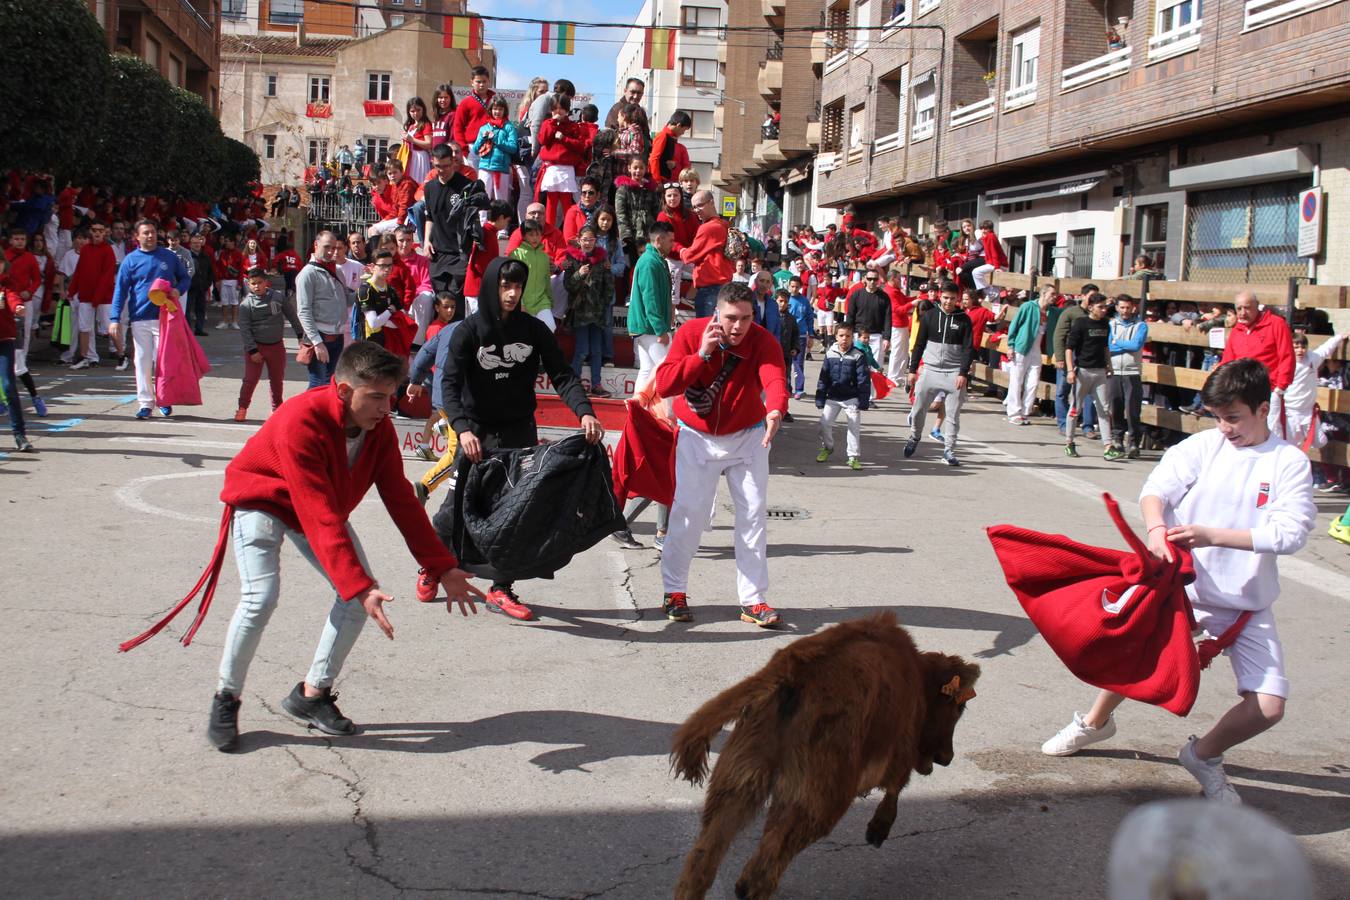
528,603,1036,658
3,783,1345,898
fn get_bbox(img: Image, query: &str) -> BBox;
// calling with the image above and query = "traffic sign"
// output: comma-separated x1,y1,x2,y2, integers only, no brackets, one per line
1298,188,1322,258
721,197,738,217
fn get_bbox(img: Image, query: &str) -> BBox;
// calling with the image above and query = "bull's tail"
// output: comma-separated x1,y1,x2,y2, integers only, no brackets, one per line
671,671,777,785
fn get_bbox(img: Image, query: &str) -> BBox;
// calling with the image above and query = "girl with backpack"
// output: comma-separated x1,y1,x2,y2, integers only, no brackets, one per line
472,96,520,205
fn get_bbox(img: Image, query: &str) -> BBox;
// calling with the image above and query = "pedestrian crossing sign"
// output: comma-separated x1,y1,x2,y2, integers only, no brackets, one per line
721,197,737,217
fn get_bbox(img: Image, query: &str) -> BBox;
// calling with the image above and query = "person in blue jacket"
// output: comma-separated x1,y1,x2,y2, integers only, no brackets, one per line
472,96,520,206
406,292,463,502
786,274,814,398
109,219,191,419
815,321,871,471
751,270,781,341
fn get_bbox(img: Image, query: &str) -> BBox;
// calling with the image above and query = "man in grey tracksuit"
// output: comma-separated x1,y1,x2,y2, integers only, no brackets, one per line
904,283,975,466
296,230,351,389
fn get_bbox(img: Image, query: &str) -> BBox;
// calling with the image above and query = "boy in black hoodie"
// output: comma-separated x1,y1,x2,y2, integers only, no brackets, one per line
437,257,604,621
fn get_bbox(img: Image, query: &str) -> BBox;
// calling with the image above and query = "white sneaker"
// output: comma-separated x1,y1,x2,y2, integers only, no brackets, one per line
1179,736,1242,805
230,322,240,329
1008,415,1027,426
1041,712,1117,756
216,321,228,329
115,356,130,371
70,358,94,370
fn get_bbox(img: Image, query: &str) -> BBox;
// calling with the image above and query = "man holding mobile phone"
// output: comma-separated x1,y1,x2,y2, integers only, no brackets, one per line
654,281,789,627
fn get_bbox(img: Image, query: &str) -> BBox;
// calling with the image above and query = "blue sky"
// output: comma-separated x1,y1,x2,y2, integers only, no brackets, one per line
467,0,647,112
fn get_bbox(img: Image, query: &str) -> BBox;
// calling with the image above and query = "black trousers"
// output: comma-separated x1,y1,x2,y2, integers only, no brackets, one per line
188,288,208,332
430,259,467,321
1110,374,1143,447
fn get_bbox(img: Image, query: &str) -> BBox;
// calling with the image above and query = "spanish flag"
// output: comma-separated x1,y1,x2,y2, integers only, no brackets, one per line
540,22,575,55
443,15,483,51
643,27,677,70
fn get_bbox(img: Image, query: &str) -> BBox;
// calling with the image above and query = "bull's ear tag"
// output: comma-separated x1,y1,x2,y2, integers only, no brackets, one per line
941,676,961,698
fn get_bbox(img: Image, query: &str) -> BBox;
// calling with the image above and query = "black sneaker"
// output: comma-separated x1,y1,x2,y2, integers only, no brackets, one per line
281,682,356,735
209,691,242,752
903,437,918,458
943,451,961,467
610,528,644,549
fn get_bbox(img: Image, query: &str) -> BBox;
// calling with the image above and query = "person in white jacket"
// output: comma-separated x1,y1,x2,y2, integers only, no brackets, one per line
1039,358,1315,805
1277,330,1345,448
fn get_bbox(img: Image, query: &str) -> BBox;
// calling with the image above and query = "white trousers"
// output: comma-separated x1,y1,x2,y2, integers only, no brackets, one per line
1005,350,1042,418
368,218,401,237
661,425,770,607
867,333,884,368
633,333,669,393
14,299,39,374
130,319,161,407
819,398,861,457
887,326,910,382
972,263,996,294
61,299,82,362
409,290,435,345
534,308,556,331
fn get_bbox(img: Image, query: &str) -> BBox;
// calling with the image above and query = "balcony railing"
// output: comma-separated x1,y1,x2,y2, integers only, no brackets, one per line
1004,82,1037,110
824,50,849,74
917,0,940,15
1244,0,1340,29
816,151,840,173
881,6,912,36
950,95,995,128
1061,46,1131,91
178,0,212,30
873,130,904,155
1147,19,1203,61
767,40,783,61
911,116,935,142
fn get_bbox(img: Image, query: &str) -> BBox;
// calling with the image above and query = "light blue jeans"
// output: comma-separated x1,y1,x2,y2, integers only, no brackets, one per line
217,509,372,695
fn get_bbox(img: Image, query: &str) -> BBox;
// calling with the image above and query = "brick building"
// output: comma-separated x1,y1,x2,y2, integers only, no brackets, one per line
812,0,1350,285
88,0,222,113
218,4,494,186
715,0,825,250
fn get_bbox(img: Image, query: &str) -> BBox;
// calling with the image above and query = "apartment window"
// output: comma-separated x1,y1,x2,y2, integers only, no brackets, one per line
848,104,867,162
390,14,404,26
821,101,844,153
1134,204,1169,273
263,134,277,160
309,76,330,104
1150,0,1203,59
911,73,935,141
222,0,246,19
853,0,873,51
269,0,303,25
874,63,908,151
681,6,720,33
307,138,330,166
1070,229,1096,278
367,72,391,102
1005,237,1027,274
390,0,404,4
168,54,183,87
680,58,718,87
1006,24,1039,109
364,136,392,164
689,110,715,139
1184,180,1307,283
883,0,911,28
264,74,277,97
917,0,940,14
145,35,161,69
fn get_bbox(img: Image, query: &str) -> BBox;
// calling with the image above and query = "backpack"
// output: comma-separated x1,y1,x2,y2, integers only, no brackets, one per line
723,227,748,260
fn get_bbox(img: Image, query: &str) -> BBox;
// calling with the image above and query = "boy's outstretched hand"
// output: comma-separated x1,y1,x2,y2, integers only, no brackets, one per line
357,586,397,639
440,568,485,616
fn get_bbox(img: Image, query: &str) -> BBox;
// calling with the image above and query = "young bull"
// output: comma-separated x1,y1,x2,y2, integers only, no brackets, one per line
670,612,980,900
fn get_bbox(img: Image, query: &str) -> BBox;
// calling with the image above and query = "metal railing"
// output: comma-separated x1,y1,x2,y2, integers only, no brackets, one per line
1147,19,1203,61
1244,0,1340,29
1004,82,1037,110
767,40,783,61
950,96,995,128
178,0,212,30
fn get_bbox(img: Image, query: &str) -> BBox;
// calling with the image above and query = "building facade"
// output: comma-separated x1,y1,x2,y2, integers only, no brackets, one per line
221,0,457,38
88,0,222,112
219,11,493,185
715,0,824,251
616,0,729,187
812,0,1350,285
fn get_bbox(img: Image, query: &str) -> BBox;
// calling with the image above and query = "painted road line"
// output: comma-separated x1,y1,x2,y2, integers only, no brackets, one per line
114,470,225,524
963,438,1350,600
28,418,85,433
111,437,245,450
53,394,138,404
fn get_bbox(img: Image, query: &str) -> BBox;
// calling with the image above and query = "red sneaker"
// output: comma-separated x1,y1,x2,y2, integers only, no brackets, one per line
662,592,694,622
484,586,535,621
415,568,438,603
740,603,781,627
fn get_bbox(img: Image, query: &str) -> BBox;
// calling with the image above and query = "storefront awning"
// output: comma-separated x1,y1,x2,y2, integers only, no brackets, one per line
985,171,1107,206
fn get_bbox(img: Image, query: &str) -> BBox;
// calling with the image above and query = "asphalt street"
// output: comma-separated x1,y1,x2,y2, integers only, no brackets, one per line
3,329,1348,899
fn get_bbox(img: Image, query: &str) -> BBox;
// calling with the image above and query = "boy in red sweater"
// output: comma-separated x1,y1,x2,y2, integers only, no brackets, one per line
655,282,789,627
451,66,495,169
205,341,482,751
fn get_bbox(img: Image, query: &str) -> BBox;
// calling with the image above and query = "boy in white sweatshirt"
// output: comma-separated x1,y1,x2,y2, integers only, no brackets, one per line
1040,358,1315,804
1277,330,1345,448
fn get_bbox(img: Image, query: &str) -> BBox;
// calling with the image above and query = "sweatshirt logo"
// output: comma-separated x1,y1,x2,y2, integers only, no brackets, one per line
1256,482,1270,508
477,342,532,374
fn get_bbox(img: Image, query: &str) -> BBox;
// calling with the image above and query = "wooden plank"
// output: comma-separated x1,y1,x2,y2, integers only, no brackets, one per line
1319,387,1350,414
1057,277,1144,299
1144,362,1209,390
1297,285,1349,309
1143,322,1214,348
990,271,1034,291
1140,407,1348,465
970,362,1056,400
1147,281,1259,305
1309,440,1350,466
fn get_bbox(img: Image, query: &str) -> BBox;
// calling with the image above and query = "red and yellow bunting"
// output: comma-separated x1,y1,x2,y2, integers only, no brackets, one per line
443,15,484,51
643,27,677,71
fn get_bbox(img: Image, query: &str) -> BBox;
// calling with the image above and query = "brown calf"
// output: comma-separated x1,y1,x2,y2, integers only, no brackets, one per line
670,613,980,899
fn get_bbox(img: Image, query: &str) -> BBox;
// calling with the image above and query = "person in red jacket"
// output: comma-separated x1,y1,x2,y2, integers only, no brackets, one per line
657,183,697,307
160,342,485,752
655,281,789,628
213,235,245,329
2,231,47,417
884,268,917,382
649,112,692,184
68,224,119,368
463,201,512,315
451,66,495,169
680,190,734,318
368,159,418,238
536,94,590,228
1219,290,1296,431
0,253,34,451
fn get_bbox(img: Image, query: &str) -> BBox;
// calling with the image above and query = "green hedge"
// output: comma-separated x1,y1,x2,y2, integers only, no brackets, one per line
0,0,259,200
